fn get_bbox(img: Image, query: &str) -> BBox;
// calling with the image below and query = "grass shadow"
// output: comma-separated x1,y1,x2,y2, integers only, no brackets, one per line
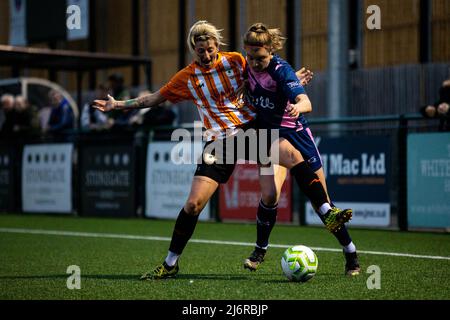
0,274,141,281
175,274,248,281
0,273,251,282
262,272,341,284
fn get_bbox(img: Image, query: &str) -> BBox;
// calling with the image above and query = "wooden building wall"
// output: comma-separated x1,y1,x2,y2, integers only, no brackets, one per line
363,0,420,67
0,0,449,93
244,0,288,59
142,0,179,89
194,0,230,43
432,0,450,62
0,0,10,79
301,0,328,71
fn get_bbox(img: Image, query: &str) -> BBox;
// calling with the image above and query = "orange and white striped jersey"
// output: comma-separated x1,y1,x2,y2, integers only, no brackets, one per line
160,51,257,140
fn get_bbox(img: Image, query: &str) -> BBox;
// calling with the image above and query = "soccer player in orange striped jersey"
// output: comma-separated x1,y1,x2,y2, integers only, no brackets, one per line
92,20,313,280
159,51,257,140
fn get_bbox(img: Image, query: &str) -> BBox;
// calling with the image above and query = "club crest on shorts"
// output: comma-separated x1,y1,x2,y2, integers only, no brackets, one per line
203,152,217,165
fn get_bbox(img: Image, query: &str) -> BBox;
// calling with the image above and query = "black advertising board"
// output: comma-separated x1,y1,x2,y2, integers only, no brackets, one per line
80,145,136,217
0,146,15,213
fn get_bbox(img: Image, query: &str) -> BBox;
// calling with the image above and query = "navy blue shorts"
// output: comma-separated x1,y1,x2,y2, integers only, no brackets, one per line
279,127,323,172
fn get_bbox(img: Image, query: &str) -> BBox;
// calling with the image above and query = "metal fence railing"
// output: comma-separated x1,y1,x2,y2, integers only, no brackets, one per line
306,63,450,118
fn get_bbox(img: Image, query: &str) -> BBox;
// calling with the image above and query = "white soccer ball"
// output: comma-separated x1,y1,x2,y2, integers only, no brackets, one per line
281,245,318,282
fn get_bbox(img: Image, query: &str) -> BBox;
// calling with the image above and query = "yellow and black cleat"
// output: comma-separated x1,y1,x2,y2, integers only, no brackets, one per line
140,261,179,280
243,247,266,271
344,251,361,277
324,207,353,233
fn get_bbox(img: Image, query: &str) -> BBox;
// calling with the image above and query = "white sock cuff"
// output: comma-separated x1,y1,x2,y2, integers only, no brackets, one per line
319,203,332,215
256,244,268,250
343,242,356,253
165,251,180,267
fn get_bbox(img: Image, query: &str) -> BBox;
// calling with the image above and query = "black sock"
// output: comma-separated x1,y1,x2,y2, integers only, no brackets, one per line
333,225,352,247
290,161,329,209
256,200,278,249
168,208,199,254
318,214,352,246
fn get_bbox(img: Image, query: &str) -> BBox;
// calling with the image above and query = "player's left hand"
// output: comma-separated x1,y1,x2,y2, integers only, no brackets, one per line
235,79,249,108
92,94,117,112
286,102,301,118
296,67,314,86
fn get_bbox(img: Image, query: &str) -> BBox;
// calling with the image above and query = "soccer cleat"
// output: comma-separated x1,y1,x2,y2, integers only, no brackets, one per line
244,247,266,271
344,251,361,276
140,261,179,280
323,207,352,233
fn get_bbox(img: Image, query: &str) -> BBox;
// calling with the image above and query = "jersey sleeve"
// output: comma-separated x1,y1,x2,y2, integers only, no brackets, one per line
159,67,193,103
224,51,247,75
235,52,247,69
271,61,306,103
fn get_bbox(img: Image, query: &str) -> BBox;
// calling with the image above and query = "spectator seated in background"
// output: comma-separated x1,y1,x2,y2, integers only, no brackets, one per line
37,104,52,133
109,107,138,131
0,94,13,132
0,94,10,130
46,89,75,134
13,95,38,133
420,79,450,131
129,90,176,127
0,94,16,134
108,73,130,101
81,84,113,131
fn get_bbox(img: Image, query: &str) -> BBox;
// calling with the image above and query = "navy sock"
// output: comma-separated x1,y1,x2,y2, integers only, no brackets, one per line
256,200,278,249
290,162,329,209
332,225,352,246
169,208,199,254
318,214,352,246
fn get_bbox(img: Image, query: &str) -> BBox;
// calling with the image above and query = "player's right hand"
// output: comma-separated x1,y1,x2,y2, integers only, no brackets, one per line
92,94,117,112
296,67,313,86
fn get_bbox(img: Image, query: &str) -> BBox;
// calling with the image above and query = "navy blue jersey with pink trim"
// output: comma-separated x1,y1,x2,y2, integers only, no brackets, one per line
247,55,308,130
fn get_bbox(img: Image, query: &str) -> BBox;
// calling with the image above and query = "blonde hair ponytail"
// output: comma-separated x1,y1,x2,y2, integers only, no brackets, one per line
187,20,226,54
243,22,286,52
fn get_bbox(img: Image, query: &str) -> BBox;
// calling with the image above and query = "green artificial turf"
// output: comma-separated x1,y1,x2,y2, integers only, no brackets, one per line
0,214,449,300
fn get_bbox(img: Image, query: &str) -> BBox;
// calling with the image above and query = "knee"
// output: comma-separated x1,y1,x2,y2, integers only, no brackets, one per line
280,150,303,169
287,151,302,167
261,190,279,207
184,200,203,216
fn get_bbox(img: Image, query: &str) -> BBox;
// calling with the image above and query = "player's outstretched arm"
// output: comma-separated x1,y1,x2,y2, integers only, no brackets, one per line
92,90,167,112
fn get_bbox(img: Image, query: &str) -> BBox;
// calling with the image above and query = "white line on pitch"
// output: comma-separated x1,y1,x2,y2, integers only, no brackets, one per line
0,227,449,261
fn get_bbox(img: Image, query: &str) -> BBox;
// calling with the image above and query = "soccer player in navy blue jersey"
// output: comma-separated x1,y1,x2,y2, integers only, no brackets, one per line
242,23,360,276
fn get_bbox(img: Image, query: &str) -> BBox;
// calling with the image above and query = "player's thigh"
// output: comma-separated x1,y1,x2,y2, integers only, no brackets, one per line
271,138,304,169
184,176,219,215
259,164,287,206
